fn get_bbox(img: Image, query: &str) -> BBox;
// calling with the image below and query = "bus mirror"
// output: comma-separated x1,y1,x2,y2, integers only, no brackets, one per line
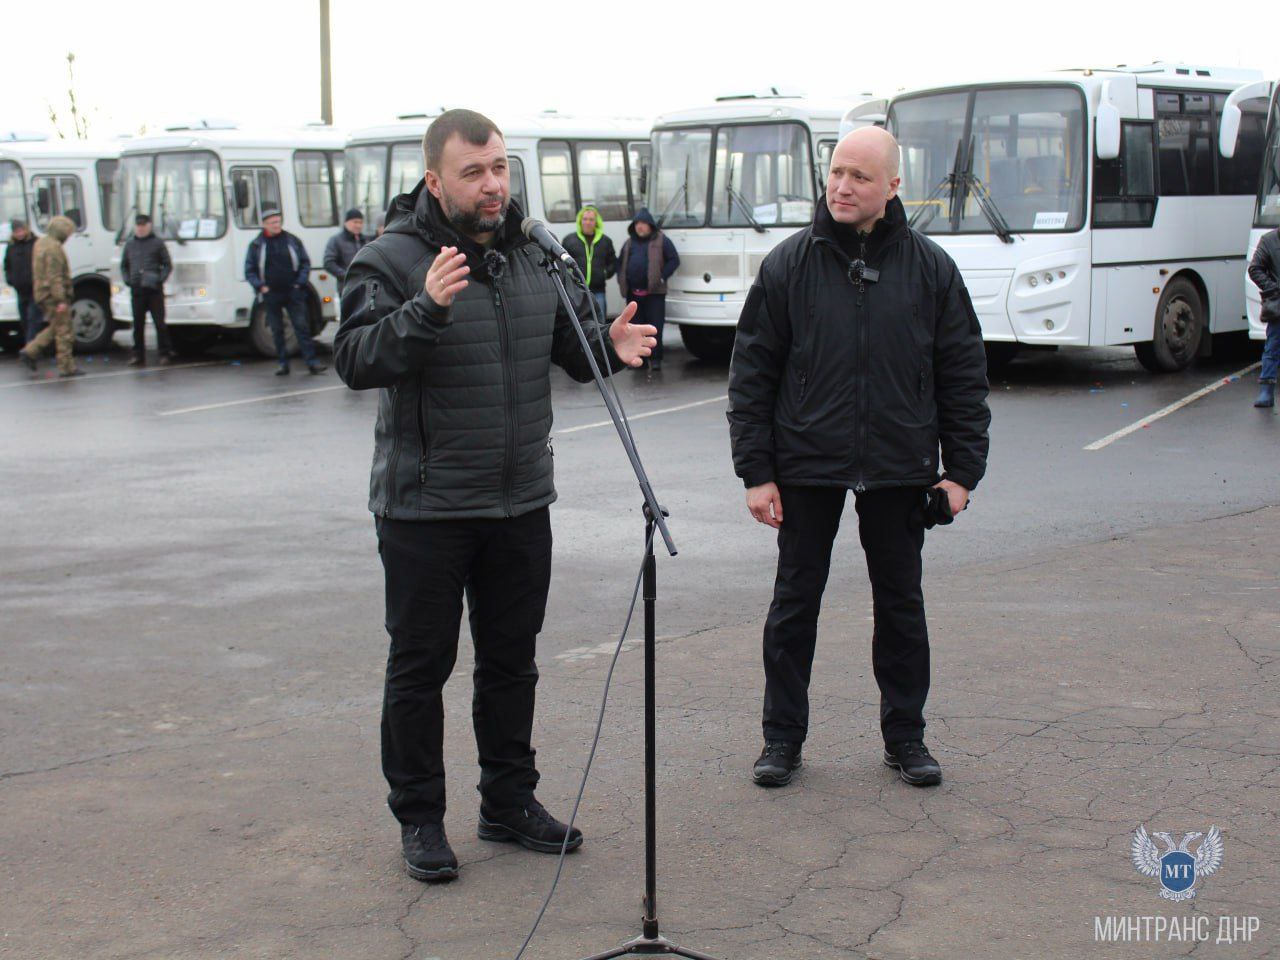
1218,104,1241,159
1096,104,1121,161
234,179,251,209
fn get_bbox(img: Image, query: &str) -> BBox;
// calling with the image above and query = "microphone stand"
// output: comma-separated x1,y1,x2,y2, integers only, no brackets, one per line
537,254,720,960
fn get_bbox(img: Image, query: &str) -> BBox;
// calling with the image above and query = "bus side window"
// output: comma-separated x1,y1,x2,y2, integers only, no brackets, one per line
508,156,527,216
538,141,575,223
1094,122,1156,227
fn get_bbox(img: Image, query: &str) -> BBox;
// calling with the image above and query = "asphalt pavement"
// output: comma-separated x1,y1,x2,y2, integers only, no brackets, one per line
1,329,1276,959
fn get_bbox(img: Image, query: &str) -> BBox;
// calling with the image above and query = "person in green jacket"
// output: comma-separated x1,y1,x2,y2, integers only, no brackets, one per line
561,204,617,321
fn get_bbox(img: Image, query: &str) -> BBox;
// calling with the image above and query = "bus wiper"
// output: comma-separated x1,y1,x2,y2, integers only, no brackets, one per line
654,181,688,227
963,169,1014,244
115,201,137,243
909,136,966,231
724,158,766,233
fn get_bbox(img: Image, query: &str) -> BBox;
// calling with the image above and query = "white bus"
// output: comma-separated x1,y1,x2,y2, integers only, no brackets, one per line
1220,78,1279,339
645,94,886,361
109,122,347,356
344,112,651,316
885,64,1268,372
0,136,124,352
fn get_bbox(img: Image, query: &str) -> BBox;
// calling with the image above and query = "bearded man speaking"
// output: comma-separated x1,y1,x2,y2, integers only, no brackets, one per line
335,109,657,882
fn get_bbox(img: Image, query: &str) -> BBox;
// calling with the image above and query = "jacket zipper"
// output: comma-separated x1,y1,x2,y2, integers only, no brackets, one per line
854,233,870,493
493,282,518,518
416,374,429,485
798,371,808,402
383,383,401,516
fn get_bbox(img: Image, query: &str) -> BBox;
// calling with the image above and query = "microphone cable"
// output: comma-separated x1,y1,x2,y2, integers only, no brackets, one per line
512,523,655,960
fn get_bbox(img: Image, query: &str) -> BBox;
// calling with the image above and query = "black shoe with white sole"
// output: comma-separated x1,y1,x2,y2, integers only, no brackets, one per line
883,740,942,786
752,739,803,787
401,821,459,882
477,797,583,853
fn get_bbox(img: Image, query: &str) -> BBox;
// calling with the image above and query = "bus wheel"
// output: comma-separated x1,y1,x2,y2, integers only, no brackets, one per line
248,304,298,358
169,326,221,357
1135,278,1203,373
983,341,1020,377
679,324,735,363
71,289,113,353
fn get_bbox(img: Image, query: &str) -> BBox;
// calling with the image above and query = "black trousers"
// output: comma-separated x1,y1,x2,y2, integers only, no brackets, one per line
762,485,930,747
376,508,552,826
131,288,172,356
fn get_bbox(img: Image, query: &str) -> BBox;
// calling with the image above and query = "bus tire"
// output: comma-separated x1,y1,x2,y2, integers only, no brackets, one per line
71,286,114,353
248,303,299,358
679,324,736,363
1135,277,1203,373
983,341,1020,377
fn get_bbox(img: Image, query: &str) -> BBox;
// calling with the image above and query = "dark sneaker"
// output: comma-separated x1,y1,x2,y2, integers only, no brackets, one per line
649,357,662,372
307,363,327,375
274,364,290,376
128,355,146,367
752,740,803,787
19,351,37,373
59,369,85,378
883,740,942,787
400,822,458,882
1254,382,1275,408
477,797,583,853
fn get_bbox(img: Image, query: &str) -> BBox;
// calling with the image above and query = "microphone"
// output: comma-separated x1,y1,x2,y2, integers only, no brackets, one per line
521,217,578,270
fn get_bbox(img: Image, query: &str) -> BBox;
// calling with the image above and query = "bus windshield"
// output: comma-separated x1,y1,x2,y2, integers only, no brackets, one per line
1255,93,1280,228
651,123,815,228
711,123,815,227
0,160,27,226
122,151,226,241
890,85,1087,234
345,145,387,224
650,127,711,227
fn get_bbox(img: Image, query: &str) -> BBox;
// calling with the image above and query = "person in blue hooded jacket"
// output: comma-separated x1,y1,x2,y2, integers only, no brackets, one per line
618,208,679,370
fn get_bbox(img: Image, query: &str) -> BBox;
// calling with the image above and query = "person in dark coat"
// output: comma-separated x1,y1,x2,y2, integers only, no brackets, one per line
728,126,990,790
4,219,41,346
244,209,325,375
618,207,678,370
120,214,175,365
1247,226,1280,407
323,207,369,290
333,109,656,883
561,203,616,320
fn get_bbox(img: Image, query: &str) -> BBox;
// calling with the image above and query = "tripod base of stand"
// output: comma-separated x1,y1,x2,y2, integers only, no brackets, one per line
578,931,722,959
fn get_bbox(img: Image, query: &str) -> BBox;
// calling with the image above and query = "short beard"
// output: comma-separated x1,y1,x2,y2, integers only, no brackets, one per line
439,190,508,237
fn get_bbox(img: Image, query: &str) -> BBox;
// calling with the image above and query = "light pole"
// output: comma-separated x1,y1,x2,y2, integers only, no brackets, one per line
319,0,333,125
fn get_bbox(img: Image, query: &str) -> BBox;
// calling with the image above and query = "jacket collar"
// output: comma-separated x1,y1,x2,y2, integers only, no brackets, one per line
386,179,528,282
811,194,908,263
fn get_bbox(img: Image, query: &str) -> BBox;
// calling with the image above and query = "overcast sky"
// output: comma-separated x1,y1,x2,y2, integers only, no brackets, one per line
6,0,1276,139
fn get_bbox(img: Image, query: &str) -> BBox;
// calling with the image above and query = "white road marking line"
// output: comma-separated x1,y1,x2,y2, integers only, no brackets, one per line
0,360,225,389
557,394,729,435
1084,362,1261,451
158,384,347,416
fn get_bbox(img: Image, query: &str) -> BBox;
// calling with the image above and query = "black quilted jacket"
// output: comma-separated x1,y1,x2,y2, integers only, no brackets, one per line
334,182,617,519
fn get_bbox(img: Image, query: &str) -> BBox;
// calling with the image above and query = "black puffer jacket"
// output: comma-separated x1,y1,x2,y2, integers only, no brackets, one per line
1248,227,1280,323
334,182,618,520
3,234,35,292
121,233,173,291
727,196,990,492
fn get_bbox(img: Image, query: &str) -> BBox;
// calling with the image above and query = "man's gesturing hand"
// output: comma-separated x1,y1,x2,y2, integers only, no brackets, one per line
746,482,783,529
425,246,469,307
609,300,658,368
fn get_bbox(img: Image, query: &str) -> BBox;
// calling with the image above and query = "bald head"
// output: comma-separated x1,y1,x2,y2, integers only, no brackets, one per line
826,125,902,231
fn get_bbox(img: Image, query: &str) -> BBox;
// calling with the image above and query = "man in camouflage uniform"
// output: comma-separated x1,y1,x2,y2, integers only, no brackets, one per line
19,215,82,378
